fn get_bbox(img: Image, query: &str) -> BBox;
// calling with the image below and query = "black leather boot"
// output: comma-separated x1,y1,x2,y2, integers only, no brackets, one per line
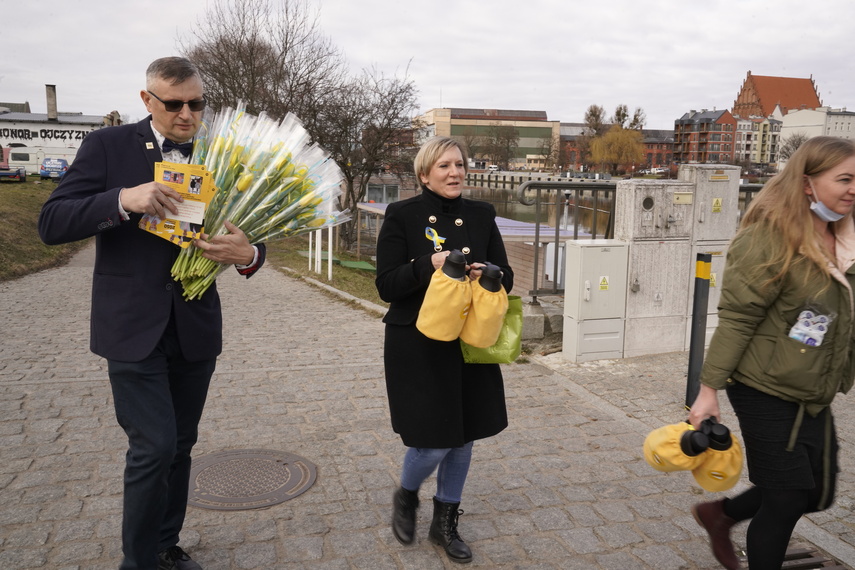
428,497,472,563
391,486,419,545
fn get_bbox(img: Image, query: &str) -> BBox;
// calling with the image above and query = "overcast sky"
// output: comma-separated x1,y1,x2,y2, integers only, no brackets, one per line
4,0,854,130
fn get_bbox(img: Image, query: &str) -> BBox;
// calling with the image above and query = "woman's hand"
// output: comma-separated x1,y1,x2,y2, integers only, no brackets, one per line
688,384,722,429
431,250,450,270
467,262,486,281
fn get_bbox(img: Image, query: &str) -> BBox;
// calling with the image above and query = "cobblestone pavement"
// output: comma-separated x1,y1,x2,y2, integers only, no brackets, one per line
2,245,855,569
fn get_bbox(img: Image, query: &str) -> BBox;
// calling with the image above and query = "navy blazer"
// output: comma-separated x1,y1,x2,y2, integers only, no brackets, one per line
38,117,266,363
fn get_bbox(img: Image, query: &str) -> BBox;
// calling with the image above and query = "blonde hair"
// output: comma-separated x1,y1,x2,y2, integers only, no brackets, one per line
741,136,855,286
413,136,469,181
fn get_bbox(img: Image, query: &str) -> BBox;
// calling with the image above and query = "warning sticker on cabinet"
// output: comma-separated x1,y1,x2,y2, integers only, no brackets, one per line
599,276,609,290
712,197,723,213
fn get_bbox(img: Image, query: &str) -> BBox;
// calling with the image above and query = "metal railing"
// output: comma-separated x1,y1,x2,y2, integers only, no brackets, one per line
516,180,617,303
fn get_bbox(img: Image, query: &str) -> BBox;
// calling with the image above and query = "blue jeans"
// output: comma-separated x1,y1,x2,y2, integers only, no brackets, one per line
400,442,474,503
108,321,215,570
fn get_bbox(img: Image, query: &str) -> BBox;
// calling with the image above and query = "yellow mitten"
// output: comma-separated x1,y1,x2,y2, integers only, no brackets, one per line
459,274,509,348
643,422,710,472
692,432,743,492
416,268,472,341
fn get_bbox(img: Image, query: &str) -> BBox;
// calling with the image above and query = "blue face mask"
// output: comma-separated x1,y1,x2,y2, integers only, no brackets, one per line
808,178,844,223
810,200,845,223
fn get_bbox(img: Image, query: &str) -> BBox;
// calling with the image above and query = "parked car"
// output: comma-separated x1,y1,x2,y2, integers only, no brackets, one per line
40,158,69,181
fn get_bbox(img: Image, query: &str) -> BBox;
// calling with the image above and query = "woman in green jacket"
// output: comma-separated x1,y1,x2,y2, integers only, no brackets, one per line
689,136,855,570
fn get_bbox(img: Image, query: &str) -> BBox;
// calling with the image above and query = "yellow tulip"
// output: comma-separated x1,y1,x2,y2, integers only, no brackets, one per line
236,173,254,192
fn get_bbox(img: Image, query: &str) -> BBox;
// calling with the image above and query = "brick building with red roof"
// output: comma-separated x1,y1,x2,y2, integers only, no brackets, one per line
732,71,822,118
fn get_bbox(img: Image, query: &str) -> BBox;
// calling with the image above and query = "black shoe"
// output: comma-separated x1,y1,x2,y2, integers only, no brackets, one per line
391,486,420,545
428,497,472,563
158,546,203,570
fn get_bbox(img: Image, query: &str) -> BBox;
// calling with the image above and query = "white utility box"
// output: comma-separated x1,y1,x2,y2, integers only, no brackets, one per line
678,164,742,243
563,239,628,362
623,240,691,357
613,180,694,242
615,179,696,358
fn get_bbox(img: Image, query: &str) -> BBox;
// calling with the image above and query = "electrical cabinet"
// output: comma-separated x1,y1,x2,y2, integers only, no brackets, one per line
678,165,741,243
562,239,628,362
615,180,695,358
560,165,742,360
613,180,694,242
678,164,741,350
623,240,691,357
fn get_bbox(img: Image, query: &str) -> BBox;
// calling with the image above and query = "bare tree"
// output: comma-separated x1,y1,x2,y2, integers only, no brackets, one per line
180,0,346,121
181,0,421,249
536,133,559,171
612,104,629,129
611,104,646,130
575,104,609,170
313,67,420,247
628,107,646,130
459,126,485,162
482,123,519,169
777,131,810,161
583,104,608,136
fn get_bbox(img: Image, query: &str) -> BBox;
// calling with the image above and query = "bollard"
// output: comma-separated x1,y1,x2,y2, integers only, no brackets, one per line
685,253,712,409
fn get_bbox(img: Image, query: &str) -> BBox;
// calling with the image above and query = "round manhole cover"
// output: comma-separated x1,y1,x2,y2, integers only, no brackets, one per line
188,449,317,511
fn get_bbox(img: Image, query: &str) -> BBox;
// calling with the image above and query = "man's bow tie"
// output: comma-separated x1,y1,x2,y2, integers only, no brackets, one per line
162,139,193,157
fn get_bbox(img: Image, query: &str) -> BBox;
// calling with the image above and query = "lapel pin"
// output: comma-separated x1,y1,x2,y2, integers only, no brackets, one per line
146,142,154,150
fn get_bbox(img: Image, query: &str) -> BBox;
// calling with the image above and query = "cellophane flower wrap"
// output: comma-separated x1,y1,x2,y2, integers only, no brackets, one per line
171,103,350,300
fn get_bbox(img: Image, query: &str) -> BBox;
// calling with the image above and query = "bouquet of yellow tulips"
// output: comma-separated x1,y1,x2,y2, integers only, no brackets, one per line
171,103,349,300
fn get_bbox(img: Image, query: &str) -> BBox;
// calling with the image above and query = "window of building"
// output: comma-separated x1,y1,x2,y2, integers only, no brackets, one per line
366,183,399,203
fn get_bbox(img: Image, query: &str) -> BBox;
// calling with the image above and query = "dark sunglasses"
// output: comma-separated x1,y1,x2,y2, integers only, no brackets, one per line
147,90,207,112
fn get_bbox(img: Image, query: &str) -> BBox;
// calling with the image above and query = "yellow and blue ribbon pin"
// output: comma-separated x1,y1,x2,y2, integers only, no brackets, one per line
425,227,446,250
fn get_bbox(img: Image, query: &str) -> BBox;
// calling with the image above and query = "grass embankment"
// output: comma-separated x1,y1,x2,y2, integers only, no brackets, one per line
0,180,90,282
0,180,387,311
265,237,387,309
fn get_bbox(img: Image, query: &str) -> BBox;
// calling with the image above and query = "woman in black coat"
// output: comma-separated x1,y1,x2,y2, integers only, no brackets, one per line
375,136,513,563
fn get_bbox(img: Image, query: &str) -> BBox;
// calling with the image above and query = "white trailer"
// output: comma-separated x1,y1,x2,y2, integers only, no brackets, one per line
6,145,79,175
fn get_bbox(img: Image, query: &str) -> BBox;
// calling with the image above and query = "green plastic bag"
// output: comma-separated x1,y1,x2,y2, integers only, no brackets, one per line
460,296,522,364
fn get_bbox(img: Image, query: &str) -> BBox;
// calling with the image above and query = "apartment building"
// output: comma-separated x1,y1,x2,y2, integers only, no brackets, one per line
673,109,736,165
734,116,781,169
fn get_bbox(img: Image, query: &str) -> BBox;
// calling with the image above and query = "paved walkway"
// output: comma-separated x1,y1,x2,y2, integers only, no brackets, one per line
2,245,855,569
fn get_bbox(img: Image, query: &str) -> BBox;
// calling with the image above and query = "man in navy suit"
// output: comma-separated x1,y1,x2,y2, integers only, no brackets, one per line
39,57,265,570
